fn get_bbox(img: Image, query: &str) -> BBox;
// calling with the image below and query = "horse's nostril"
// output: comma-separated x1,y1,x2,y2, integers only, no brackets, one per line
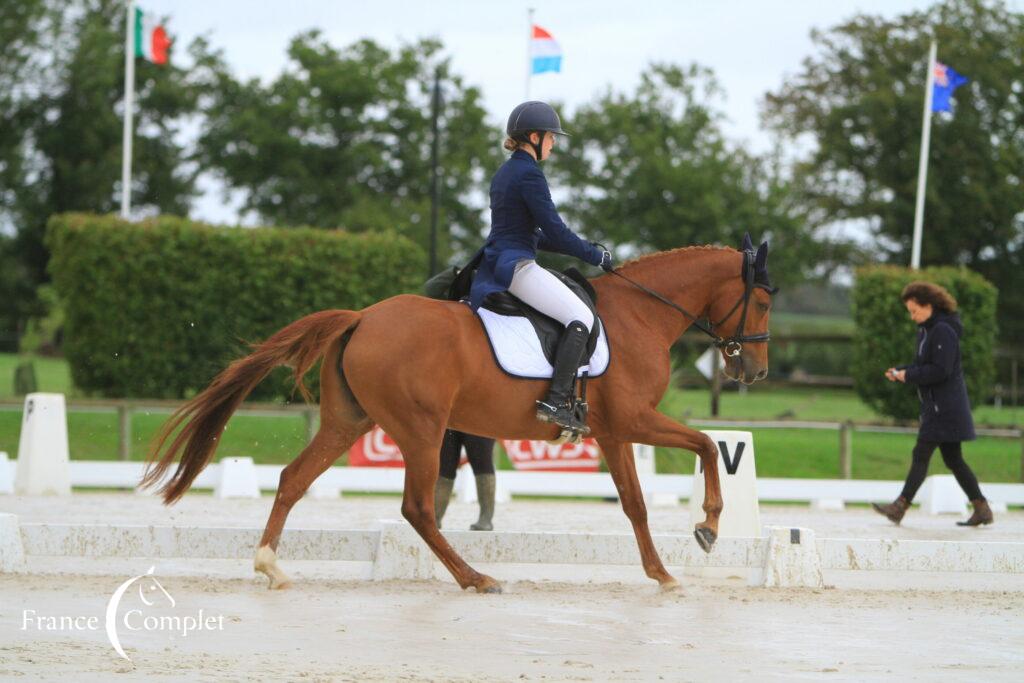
756,368,768,381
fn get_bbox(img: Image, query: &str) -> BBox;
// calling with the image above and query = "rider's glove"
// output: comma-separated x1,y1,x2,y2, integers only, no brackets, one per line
599,250,614,272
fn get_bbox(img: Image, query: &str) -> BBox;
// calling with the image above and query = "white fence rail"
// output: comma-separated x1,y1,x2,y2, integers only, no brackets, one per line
3,458,1024,507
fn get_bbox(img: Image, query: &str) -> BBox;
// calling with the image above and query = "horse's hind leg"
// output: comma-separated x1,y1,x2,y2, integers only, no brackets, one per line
254,421,369,588
255,333,371,589
597,438,679,591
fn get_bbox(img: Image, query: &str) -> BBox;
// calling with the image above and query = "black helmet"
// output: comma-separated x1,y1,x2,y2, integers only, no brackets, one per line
506,101,570,140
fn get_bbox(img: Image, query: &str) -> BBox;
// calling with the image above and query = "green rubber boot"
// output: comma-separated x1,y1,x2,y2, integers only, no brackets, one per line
470,474,496,531
433,476,455,529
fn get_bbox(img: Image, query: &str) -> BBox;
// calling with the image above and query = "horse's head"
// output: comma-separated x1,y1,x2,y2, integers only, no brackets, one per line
707,234,776,385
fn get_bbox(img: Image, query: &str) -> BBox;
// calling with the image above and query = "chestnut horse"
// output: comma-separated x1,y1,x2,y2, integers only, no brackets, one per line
141,241,774,593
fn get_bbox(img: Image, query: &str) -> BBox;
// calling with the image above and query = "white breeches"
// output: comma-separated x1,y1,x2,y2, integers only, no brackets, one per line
508,260,594,331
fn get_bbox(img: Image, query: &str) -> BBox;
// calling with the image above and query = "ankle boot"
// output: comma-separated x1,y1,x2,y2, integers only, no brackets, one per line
433,476,455,528
469,474,495,531
957,498,994,527
536,320,590,435
871,496,910,525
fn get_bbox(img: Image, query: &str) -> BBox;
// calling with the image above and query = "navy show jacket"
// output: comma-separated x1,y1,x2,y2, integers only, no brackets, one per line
469,149,603,309
899,311,976,442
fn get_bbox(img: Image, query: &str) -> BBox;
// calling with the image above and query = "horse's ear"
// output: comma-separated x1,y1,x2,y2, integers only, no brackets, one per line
755,241,768,270
741,233,754,252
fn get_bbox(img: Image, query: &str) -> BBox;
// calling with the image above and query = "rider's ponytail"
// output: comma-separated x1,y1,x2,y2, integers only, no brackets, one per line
503,137,519,152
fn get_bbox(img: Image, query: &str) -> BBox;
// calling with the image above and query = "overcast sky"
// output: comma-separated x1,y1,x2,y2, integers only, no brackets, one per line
141,0,963,224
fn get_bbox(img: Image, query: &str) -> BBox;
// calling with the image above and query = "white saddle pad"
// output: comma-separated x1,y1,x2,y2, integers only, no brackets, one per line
476,308,610,380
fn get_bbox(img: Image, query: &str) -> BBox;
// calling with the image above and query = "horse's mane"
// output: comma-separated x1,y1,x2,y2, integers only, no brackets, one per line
618,244,737,272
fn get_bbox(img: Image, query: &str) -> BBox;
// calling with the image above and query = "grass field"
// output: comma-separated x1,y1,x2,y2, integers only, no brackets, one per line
1,353,1021,482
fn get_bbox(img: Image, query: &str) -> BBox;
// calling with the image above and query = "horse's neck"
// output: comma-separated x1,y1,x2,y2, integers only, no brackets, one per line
598,249,739,345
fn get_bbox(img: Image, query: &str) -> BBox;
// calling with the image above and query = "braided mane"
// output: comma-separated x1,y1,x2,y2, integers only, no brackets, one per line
618,244,737,272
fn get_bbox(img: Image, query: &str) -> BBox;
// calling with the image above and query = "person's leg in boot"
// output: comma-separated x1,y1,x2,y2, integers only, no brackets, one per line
939,442,994,526
872,439,935,524
470,474,496,531
535,320,590,434
464,435,497,531
505,261,593,435
434,430,461,529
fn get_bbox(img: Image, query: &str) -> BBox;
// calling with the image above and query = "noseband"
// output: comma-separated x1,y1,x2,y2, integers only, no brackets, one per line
607,249,773,358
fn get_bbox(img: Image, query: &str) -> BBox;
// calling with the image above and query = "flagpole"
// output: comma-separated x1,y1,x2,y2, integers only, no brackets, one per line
525,8,534,100
910,39,937,270
121,0,136,219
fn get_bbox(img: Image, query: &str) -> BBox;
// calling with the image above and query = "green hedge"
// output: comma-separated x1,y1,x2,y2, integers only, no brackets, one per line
852,265,997,421
47,213,425,399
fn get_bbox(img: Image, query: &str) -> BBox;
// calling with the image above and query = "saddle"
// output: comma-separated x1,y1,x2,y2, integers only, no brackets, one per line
480,268,603,370
429,253,609,442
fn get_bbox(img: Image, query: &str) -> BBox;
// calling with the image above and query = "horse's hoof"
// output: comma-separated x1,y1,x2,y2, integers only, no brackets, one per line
475,578,503,594
270,579,293,590
694,527,717,553
659,578,682,592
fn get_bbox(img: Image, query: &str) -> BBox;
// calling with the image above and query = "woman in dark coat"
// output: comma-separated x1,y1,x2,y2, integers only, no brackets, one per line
872,281,993,526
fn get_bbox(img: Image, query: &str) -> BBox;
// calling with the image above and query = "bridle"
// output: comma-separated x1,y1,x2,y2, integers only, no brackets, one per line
607,249,774,359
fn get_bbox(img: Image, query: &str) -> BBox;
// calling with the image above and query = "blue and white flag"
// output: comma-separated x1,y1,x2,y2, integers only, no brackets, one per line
932,62,968,112
530,25,562,75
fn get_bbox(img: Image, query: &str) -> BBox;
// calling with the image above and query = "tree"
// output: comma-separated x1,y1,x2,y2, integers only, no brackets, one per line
0,0,206,344
763,0,1024,339
196,33,502,264
547,64,831,286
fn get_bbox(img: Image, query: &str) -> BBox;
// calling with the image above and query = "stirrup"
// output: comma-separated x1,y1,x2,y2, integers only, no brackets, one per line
535,400,590,436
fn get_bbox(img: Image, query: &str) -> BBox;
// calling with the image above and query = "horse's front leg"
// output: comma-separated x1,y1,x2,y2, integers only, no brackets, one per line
617,411,722,553
596,438,680,591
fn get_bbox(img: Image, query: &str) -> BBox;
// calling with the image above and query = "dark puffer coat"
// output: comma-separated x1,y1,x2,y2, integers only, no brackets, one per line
899,311,976,442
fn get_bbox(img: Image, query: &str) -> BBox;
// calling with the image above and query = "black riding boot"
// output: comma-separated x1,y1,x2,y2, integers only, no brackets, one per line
536,321,590,435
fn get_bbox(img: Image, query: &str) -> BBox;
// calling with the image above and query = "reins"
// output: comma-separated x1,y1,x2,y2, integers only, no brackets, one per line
606,250,771,358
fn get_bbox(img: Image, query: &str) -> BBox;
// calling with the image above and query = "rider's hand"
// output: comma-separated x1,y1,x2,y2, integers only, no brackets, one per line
599,250,614,272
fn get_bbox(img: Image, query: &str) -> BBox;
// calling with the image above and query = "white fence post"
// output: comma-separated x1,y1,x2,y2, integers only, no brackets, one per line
15,393,70,496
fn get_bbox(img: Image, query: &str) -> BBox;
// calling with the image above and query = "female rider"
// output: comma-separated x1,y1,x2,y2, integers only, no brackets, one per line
469,101,613,435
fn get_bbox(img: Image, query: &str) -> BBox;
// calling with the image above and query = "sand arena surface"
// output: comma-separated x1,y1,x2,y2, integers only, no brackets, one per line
2,493,1023,680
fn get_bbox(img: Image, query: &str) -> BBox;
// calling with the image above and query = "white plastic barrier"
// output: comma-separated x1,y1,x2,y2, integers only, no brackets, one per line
0,513,25,571
0,452,13,494
15,393,70,496
750,526,824,588
10,518,1023,584
690,430,761,538
214,457,260,499
921,474,969,515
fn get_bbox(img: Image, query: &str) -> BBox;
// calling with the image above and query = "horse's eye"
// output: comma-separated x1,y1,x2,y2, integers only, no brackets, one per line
757,303,770,313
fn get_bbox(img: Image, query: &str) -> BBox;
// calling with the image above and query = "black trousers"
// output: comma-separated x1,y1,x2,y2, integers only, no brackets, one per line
439,429,495,479
900,439,984,502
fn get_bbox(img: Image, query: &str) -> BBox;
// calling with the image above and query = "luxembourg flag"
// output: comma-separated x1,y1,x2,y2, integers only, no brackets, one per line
530,25,562,75
134,6,170,65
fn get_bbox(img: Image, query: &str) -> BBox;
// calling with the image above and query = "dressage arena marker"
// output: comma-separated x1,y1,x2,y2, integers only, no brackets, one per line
690,431,761,537
4,515,1022,587
14,393,70,496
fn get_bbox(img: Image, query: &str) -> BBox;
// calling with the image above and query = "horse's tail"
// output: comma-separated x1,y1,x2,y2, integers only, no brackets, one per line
140,309,362,504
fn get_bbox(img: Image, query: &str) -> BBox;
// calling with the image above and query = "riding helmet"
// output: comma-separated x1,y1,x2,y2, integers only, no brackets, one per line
506,101,570,140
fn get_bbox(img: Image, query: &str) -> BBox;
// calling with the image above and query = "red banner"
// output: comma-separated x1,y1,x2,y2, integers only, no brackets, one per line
347,427,405,467
347,426,601,472
502,438,601,472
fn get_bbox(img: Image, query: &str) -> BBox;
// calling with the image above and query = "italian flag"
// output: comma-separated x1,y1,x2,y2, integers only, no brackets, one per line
134,6,170,65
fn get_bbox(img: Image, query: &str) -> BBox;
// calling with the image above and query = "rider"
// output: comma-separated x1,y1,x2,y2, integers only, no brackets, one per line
469,101,613,435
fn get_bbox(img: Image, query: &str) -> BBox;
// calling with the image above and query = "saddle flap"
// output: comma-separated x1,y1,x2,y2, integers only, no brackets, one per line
480,267,601,368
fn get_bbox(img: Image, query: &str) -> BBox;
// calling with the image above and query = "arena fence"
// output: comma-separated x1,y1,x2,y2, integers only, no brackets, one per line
2,515,1021,588
1,398,1022,480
